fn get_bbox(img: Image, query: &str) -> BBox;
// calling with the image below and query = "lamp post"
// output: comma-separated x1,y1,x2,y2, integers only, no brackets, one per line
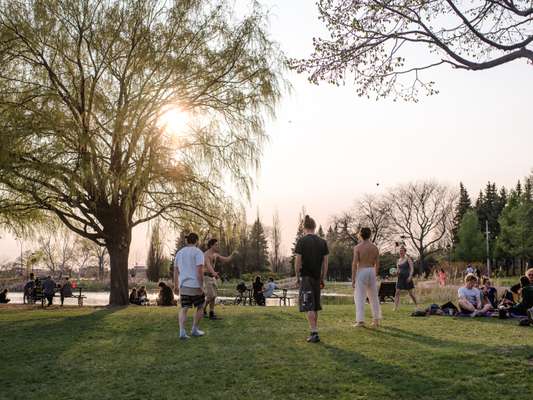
485,220,491,277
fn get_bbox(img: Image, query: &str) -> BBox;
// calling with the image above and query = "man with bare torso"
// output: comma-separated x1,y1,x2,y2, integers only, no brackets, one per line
203,238,236,320
352,227,382,327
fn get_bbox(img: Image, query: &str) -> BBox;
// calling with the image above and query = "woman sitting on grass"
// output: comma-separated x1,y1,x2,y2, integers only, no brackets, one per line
129,287,140,305
458,274,492,317
480,277,498,309
506,276,533,317
137,286,148,305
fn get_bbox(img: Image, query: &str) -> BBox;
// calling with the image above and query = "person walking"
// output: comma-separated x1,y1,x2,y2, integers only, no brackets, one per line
352,227,382,328
393,246,418,311
203,238,236,319
42,276,56,307
438,268,447,287
294,215,329,343
174,233,206,340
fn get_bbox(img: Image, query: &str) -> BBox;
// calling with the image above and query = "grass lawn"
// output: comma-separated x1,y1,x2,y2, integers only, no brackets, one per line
1,304,532,400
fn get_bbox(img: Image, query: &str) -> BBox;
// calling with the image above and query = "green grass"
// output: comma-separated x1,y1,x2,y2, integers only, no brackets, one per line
1,304,532,400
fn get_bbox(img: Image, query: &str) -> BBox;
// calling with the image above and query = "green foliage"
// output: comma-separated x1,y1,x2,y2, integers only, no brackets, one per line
496,189,533,262
326,224,353,281
0,0,285,304
454,210,486,262
247,216,269,271
146,223,165,282
451,182,471,245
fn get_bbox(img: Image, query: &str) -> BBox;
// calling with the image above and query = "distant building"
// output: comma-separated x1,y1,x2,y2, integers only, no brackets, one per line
130,265,148,280
79,265,100,279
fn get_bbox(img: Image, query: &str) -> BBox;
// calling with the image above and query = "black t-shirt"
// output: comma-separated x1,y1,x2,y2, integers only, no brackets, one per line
295,234,329,280
253,281,263,295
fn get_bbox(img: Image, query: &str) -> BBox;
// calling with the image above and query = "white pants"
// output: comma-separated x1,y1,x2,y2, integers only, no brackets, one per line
354,267,382,322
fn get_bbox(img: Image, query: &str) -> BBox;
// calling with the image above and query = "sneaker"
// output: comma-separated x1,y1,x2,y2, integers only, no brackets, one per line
306,333,320,343
191,329,205,337
352,322,365,328
179,333,190,340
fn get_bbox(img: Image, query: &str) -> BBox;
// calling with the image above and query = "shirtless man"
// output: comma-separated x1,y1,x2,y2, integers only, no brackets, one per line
352,227,382,327
203,238,236,320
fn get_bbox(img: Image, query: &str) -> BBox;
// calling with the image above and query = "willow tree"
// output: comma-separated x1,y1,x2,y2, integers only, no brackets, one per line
0,0,284,305
291,0,533,100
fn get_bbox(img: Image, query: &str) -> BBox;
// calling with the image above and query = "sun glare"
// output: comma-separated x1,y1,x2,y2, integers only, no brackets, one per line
158,106,189,137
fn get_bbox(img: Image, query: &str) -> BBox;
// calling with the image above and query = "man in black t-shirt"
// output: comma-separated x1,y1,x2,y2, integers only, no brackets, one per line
294,215,328,343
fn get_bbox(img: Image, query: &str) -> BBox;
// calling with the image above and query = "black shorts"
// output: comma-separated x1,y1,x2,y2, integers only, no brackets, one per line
299,276,321,312
180,293,205,309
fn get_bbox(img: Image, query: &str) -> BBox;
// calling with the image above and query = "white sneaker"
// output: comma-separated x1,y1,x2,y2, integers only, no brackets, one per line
191,329,205,337
179,332,190,340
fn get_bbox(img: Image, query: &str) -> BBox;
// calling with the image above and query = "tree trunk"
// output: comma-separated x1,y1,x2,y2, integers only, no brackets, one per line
107,238,131,306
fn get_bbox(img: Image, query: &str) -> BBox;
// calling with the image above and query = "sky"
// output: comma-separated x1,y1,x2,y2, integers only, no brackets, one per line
1,0,532,265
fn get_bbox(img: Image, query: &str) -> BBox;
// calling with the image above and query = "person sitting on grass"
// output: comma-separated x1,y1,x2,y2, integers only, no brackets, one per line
0,289,10,304
129,287,140,305
480,277,498,309
458,274,492,317
506,276,533,317
137,286,148,305
157,282,177,306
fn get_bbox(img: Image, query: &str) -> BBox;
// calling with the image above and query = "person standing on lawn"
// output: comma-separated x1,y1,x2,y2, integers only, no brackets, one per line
393,246,418,311
295,215,329,343
174,232,206,340
203,238,236,320
352,227,382,328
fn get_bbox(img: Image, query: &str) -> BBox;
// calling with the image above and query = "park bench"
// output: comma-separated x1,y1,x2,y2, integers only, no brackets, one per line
378,281,396,303
35,287,86,307
272,289,294,306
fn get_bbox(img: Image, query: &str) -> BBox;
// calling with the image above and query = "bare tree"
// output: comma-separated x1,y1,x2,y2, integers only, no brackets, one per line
37,224,77,275
332,195,393,248
387,182,457,276
291,0,533,100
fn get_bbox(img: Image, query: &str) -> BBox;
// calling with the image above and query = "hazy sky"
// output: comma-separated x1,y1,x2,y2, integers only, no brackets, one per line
1,1,532,264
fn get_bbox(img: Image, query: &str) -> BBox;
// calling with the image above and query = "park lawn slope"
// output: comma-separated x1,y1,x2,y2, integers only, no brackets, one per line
0,305,532,400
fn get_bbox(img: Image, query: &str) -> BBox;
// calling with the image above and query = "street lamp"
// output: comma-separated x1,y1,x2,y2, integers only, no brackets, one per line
485,220,491,277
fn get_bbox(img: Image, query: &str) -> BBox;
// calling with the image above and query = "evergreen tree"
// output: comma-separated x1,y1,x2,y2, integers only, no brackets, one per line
475,182,505,256
496,192,533,274
317,225,325,238
455,210,485,262
290,209,306,273
452,182,472,244
146,223,164,282
248,216,269,271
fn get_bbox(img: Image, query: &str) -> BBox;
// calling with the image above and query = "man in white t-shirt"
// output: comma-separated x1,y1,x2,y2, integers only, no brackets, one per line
458,274,492,317
174,232,206,340
263,278,278,298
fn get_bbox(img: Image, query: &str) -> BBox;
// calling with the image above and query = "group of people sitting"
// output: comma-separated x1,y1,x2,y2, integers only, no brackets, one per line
235,276,278,306
22,273,74,306
128,282,177,306
456,268,533,320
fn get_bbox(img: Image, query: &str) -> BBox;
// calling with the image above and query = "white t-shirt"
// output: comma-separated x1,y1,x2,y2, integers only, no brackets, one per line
458,286,480,306
174,246,204,289
263,282,277,298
